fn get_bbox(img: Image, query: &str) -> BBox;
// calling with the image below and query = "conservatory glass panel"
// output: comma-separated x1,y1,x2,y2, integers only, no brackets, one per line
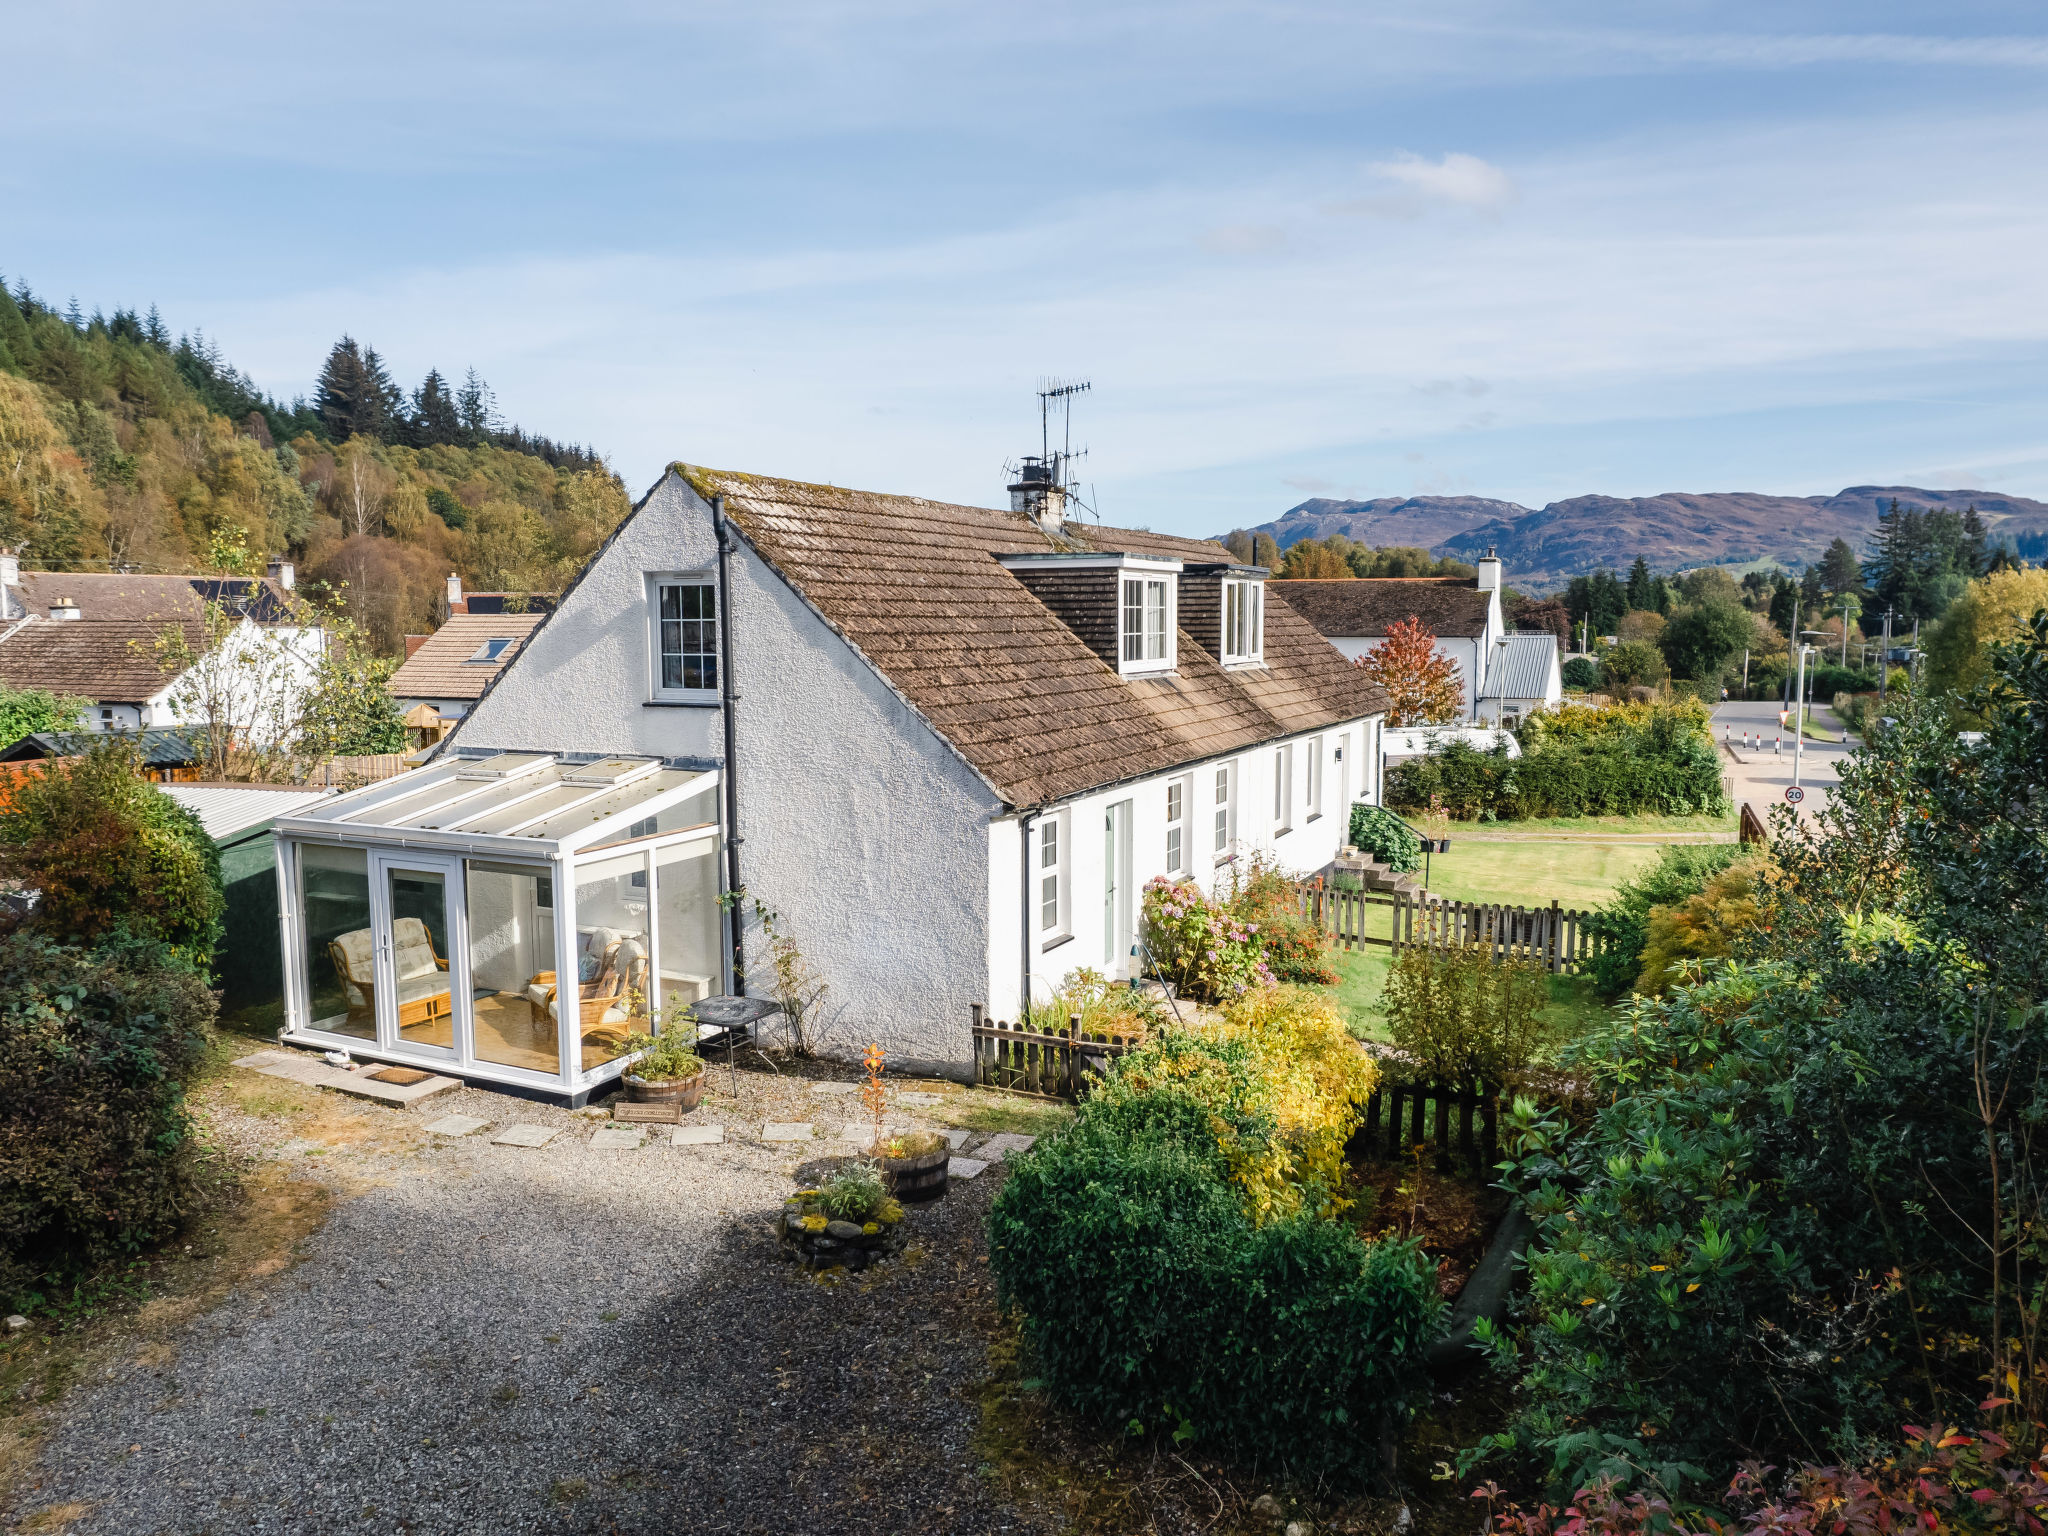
523,770,702,844
568,849,653,1071
466,860,562,1075
300,844,375,1040
654,838,722,1026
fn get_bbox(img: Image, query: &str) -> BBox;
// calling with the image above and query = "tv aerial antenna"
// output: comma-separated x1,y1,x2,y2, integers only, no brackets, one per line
1035,377,1098,519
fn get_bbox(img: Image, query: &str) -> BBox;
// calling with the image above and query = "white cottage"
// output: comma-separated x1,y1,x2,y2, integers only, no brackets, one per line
269,466,1389,1099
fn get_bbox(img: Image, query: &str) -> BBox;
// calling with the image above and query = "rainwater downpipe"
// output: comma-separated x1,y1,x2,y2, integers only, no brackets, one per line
714,497,747,994
1018,807,1038,1026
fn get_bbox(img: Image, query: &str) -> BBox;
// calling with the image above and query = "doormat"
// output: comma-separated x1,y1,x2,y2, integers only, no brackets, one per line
370,1067,434,1085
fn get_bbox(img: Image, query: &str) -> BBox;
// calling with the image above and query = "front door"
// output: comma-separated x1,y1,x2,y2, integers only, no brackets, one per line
371,853,463,1063
1104,800,1133,977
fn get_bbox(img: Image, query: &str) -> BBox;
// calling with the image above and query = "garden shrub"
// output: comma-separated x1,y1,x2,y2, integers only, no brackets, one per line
1093,987,1376,1222
1559,656,1601,691
1025,967,1166,1040
1226,853,1338,986
1349,802,1422,872
1632,856,1769,995
0,737,223,969
989,1091,1441,1481
1390,700,1726,820
1581,843,1747,999
0,929,216,1305
1141,854,1336,1001
1381,942,1549,1085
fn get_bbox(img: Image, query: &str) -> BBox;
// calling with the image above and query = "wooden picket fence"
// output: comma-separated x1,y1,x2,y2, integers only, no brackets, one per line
970,1004,1141,1098
1306,884,1608,974
1359,1078,1500,1168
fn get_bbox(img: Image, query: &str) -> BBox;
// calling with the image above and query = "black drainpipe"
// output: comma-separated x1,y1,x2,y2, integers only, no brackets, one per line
714,497,747,994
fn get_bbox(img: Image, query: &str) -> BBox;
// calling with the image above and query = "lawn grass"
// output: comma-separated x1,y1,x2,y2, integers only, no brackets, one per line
1324,945,1613,1049
1401,810,1737,839
1407,838,1664,909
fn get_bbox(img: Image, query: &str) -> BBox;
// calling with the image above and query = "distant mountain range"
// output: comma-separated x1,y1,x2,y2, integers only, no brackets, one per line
1231,486,2048,587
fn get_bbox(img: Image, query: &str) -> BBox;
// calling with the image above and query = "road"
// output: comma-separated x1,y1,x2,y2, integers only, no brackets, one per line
1709,695,1858,826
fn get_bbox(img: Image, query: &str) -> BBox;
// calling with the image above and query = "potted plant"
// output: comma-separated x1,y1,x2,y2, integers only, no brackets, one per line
618,1031,707,1111
857,1041,950,1202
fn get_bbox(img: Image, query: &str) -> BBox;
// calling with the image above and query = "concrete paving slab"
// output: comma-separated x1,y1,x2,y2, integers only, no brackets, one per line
492,1124,558,1148
590,1127,645,1150
948,1156,990,1180
671,1124,725,1146
979,1133,1037,1160
425,1114,490,1137
762,1122,814,1142
315,1067,462,1109
942,1129,971,1151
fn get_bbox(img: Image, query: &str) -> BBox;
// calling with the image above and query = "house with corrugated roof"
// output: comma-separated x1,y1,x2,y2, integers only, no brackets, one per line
1269,549,1560,726
317,461,1391,1077
0,551,326,747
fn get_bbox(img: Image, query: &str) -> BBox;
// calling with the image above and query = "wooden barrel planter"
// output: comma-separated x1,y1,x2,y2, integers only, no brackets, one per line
624,1071,705,1113
872,1132,950,1204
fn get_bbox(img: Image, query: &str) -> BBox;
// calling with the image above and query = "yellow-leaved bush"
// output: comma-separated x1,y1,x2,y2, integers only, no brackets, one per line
1092,985,1377,1223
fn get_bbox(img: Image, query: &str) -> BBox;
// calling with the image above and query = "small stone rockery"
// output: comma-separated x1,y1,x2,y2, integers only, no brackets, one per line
778,1191,909,1272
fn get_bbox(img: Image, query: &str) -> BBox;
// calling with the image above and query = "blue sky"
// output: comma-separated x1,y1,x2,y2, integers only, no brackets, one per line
6,2,2047,536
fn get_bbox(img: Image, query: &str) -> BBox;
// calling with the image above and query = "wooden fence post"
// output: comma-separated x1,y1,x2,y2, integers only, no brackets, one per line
1067,1014,1081,1098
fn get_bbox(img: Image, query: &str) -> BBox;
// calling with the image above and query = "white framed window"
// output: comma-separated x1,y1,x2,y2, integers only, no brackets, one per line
1120,575,1175,675
1306,735,1323,820
649,575,718,700
1039,812,1069,943
1222,578,1264,666
1273,743,1293,833
1213,762,1236,858
1164,776,1188,874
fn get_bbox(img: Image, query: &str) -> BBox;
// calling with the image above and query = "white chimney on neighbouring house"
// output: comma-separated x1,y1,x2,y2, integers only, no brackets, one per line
266,558,295,590
446,572,464,613
0,549,17,589
1476,547,1503,593
49,597,81,622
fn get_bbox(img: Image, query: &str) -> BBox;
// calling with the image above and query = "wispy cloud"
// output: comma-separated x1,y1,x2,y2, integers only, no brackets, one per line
1331,152,1517,220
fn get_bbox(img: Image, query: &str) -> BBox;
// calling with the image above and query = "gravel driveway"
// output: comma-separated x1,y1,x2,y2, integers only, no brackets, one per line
26,1067,1055,1536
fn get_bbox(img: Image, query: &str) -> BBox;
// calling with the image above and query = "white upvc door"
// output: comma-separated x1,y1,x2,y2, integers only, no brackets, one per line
1104,800,1134,978
369,850,466,1064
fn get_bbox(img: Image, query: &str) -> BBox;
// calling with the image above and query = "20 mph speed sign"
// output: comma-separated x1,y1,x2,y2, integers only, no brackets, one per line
1784,785,1806,804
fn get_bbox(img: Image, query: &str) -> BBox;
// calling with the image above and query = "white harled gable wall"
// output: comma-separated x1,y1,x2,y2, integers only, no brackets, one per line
455,471,1004,1073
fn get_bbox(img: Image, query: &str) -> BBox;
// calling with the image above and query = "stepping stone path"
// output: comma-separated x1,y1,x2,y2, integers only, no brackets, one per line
807,1081,858,1096
979,1133,1037,1160
492,1124,558,1148
671,1124,725,1146
762,1123,814,1143
948,1156,990,1180
424,1114,491,1138
590,1126,645,1150
941,1129,971,1150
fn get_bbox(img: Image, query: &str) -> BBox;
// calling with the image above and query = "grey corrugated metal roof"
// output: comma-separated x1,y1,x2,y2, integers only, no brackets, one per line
164,783,333,840
1479,633,1561,703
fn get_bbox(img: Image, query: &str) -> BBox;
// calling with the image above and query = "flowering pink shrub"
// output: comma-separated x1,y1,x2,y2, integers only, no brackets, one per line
1141,876,1276,1003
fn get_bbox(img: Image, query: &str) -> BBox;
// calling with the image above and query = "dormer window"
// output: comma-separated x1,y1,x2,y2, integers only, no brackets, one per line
1222,578,1263,666
1121,576,1172,672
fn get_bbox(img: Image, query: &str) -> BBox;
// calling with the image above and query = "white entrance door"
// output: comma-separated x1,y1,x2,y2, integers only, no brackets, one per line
370,851,464,1063
1103,800,1133,977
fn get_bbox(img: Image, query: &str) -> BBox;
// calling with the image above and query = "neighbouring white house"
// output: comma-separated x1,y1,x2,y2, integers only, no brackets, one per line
1268,549,1562,726
388,611,545,725
267,464,1391,1099
0,553,326,746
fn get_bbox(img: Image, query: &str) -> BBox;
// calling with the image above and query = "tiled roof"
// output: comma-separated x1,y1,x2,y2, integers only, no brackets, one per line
1267,578,1492,639
4,572,294,624
1478,633,1560,702
0,618,195,702
389,613,545,701
678,467,1388,808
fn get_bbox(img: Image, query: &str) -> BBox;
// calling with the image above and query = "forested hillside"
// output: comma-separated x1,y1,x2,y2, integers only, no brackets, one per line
0,277,631,654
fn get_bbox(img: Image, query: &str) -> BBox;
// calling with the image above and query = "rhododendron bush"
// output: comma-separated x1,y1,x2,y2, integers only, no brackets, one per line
1140,854,1334,1004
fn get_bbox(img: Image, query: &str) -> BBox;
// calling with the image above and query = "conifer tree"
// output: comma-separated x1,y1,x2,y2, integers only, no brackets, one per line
1626,555,1653,611
1818,537,1861,594
409,369,461,446
456,368,497,444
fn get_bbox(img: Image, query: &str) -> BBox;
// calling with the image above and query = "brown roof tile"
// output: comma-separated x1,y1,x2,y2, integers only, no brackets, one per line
0,618,197,702
389,613,545,701
679,467,1387,807
4,572,294,624
1268,578,1491,639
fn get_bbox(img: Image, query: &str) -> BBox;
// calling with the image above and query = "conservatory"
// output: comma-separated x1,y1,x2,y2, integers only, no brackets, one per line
270,752,726,1101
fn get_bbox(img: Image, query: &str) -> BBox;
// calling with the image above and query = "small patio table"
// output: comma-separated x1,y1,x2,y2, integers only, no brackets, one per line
683,995,783,1095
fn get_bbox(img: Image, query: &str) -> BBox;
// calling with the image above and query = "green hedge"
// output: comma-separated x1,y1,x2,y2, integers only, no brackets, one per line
0,930,216,1306
1348,803,1422,872
1581,843,1747,998
1389,737,1727,819
988,1092,1441,1480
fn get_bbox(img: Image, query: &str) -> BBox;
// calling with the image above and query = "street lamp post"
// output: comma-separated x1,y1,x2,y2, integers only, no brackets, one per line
1793,630,1826,792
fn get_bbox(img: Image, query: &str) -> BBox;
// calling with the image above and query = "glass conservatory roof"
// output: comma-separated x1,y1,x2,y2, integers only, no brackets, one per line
278,753,714,852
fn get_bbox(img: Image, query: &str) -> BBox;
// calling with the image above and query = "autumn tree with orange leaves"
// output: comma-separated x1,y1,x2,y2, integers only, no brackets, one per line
1355,616,1463,725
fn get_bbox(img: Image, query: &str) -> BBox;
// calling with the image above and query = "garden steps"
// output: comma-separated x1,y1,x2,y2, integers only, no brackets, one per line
233,1049,462,1109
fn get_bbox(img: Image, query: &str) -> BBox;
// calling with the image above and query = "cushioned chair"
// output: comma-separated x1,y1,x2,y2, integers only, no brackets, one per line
525,929,648,1051
328,918,451,1030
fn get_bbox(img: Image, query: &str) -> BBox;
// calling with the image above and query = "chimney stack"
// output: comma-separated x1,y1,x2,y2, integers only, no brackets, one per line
445,572,464,614
1476,547,1503,593
1007,458,1068,536
266,558,295,590
0,549,17,589
49,596,81,622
